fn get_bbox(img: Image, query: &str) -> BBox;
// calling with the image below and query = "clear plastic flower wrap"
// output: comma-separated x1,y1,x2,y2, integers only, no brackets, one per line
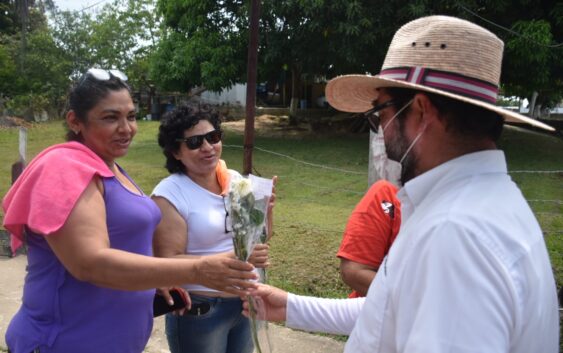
226,174,273,353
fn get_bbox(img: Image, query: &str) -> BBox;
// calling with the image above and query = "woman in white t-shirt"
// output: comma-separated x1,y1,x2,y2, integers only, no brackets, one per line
152,103,275,353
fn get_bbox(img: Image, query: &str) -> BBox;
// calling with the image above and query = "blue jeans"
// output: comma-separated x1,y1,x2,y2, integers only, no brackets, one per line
165,294,253,353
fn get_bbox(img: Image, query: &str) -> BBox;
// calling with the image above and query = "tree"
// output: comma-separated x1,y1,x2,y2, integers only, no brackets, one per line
152,0,562,116
1,0,161,119
1,15,71,118
469,1,563,116
152,1,383,108
0,43,18,95
151,0,248,92
0,0,19,34
258,0,405,112
347,0,563,116
50,10,96,78
149,0,443,106
51,0,161,83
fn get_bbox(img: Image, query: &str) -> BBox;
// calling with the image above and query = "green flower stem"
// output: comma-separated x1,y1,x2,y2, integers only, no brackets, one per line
248,295,263,353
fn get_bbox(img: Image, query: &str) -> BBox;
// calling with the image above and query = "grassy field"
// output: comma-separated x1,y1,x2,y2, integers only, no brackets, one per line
0,120,562,302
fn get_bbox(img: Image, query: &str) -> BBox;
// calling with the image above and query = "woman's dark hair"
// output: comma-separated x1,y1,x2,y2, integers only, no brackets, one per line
385,87,504,142
158,103,222,174
65,72,132,141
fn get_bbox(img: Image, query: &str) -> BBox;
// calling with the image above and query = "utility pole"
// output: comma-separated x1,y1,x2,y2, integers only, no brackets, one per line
243,0,260,175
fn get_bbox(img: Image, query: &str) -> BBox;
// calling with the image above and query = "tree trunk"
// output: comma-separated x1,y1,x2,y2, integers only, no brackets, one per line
534,104,542,119
18,0,29,74
528,91,538,118
289,64,301,123
243,0,260,175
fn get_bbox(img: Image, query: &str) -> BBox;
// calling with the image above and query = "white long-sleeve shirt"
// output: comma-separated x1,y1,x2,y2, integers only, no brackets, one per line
287,150,559,353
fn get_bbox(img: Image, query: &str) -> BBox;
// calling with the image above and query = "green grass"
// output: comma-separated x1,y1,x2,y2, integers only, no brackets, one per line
1,120,562,302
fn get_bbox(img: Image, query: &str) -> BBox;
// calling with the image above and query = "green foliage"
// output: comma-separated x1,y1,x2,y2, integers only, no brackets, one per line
441,0,563,108
18,29,71,114
0,43,17,95
2,0,562,116
151,0,403,95
6,93,50,116
0,0,18,35
260,0,396,77
50,10,96,77
503,19,562,107
51,0,162,86
152,0,563,108
0,0,161,118
0,2,71,117
150,0,247,92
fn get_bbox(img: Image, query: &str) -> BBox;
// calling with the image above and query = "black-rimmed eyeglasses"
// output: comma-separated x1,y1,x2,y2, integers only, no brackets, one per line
364,100,398,133
222,196,232,234
176,130,223,150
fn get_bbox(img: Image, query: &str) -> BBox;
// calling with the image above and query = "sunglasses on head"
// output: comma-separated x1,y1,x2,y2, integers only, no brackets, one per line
85,68,128,82
176,130,223,150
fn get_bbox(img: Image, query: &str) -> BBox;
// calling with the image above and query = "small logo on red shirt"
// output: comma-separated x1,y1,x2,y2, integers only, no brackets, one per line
381,200,395,219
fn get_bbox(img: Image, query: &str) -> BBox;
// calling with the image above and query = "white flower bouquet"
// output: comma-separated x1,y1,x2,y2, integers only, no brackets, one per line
226,174,273,353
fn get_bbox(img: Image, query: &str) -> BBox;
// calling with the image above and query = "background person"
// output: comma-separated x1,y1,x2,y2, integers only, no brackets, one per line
2,69,257,353
244,15,559,353
152,103,276,353
337,179,400,297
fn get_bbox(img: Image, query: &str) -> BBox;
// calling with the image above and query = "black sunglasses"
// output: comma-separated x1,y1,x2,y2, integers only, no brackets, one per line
364,100,398,133
176,130,223,150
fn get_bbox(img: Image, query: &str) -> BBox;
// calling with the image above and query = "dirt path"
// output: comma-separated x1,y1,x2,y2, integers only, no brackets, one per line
222,115,314,138
0,255,345,353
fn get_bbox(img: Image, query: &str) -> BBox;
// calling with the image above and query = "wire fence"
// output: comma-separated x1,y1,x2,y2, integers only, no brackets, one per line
223,143,563,237
0,138,561,257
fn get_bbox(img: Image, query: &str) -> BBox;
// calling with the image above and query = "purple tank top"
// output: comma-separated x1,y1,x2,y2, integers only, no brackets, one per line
6,174,161,353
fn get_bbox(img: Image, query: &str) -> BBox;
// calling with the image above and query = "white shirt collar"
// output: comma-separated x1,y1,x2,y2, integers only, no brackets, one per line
397,150,507,212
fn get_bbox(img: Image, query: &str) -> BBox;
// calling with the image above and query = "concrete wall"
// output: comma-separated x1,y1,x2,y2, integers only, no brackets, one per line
200,84,247,106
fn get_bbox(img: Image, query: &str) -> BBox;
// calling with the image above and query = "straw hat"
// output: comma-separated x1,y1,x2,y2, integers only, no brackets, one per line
325,15,554,131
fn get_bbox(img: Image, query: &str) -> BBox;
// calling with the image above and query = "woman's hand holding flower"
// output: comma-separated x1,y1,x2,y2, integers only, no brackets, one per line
247,243,270,268
195,254,258,296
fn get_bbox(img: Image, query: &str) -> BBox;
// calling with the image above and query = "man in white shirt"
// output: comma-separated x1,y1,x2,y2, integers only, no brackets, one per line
244,15,560,353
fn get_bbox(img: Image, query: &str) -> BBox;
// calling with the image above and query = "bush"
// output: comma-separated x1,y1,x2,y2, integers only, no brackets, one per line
5,93,51,121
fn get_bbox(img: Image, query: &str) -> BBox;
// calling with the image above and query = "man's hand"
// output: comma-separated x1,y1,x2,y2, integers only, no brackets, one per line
242,284,288,322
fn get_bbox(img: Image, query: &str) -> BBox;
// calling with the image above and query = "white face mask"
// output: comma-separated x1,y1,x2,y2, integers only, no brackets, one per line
371,125,402,187
371,99,425,187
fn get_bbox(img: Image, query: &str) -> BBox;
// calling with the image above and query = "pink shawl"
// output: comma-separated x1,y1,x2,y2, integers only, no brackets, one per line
2,141,113,254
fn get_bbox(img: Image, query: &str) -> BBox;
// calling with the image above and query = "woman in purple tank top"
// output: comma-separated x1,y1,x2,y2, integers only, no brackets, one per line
2,69,258,353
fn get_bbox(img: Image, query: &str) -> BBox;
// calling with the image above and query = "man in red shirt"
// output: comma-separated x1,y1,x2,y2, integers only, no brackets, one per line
337,180,401,297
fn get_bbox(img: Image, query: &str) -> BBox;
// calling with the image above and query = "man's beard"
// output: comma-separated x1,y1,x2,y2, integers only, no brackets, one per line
385,123,418,185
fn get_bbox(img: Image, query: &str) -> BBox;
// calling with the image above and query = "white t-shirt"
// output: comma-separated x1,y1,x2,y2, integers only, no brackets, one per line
152,170,241,292
287,150,559,353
